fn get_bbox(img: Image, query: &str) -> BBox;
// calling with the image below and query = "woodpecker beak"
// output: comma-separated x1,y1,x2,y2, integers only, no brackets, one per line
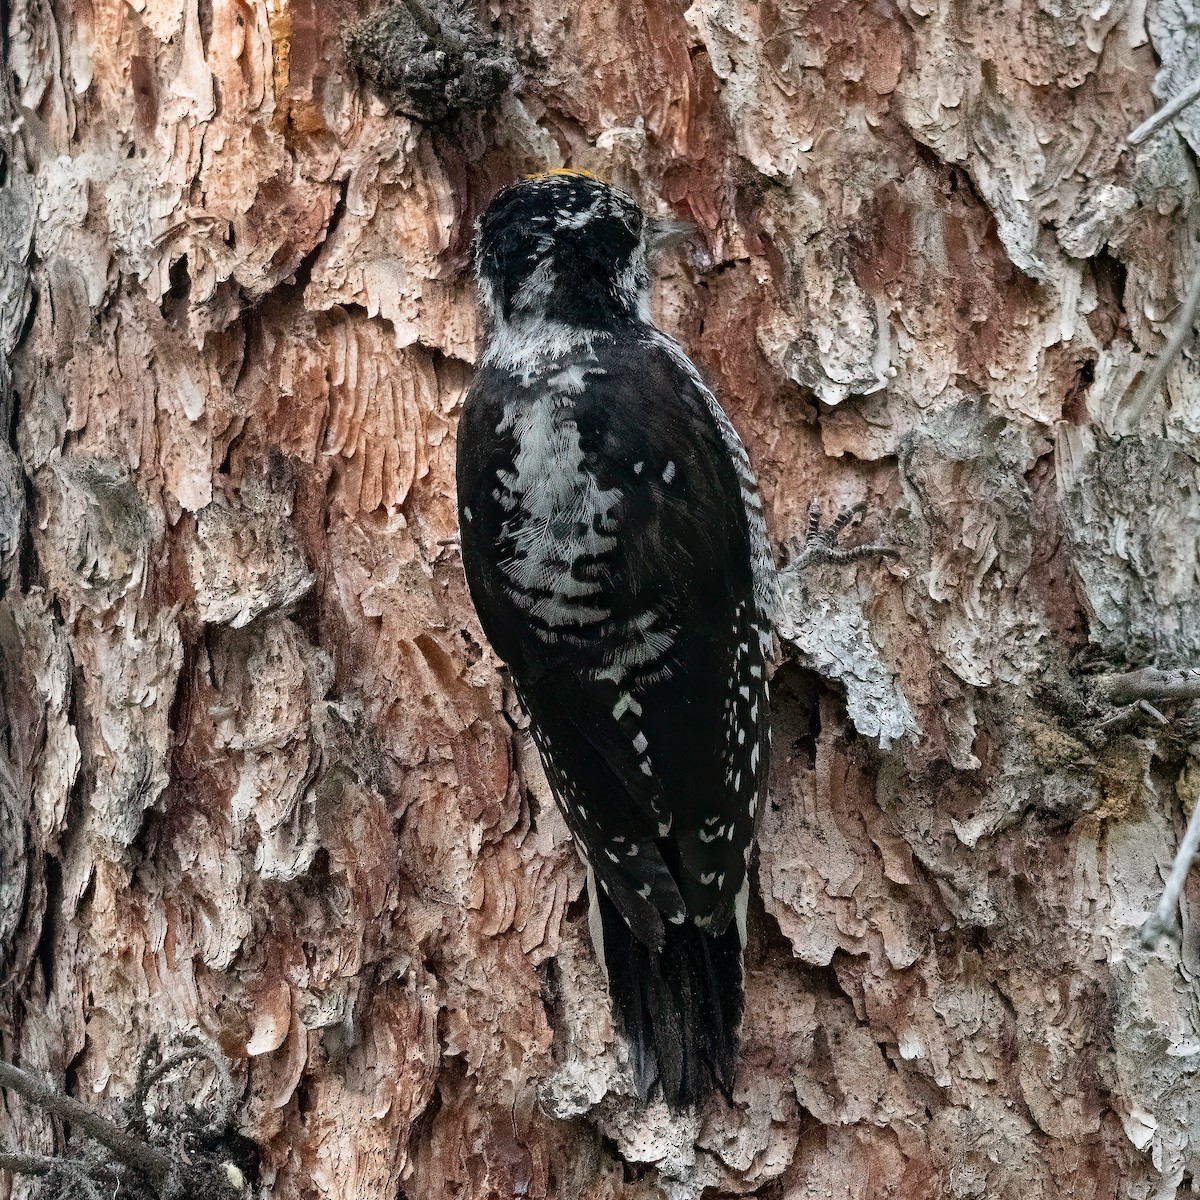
646,217,696,258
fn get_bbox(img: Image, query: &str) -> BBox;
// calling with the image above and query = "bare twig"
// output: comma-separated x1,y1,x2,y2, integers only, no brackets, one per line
1089,701,1143,737
1125,266,1200,420
0,1060,173,1188
0,1151,55,1175
1139,794,1200,948
1093,666,1200,705
1128,75,1200,145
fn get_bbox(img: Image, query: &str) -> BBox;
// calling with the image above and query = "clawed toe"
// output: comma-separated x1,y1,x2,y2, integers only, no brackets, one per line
785,498,898,572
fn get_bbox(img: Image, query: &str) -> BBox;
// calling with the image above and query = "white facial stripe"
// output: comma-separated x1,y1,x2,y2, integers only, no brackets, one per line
613,239,651,324
513,257,557,312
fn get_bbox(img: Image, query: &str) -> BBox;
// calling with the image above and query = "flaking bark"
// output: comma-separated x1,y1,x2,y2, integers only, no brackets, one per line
3,1,1200,1198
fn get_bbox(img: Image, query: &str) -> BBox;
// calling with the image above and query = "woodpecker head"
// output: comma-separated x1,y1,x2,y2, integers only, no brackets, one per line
474,171,693,334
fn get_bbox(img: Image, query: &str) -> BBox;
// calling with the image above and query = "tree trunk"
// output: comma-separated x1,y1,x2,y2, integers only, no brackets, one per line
2,1,1199,1197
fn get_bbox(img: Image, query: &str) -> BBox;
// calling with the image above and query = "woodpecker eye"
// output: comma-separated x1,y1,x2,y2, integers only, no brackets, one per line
623,207,645,239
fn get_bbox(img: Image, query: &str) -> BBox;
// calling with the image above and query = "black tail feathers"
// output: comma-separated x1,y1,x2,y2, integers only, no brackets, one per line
598,889,744,1109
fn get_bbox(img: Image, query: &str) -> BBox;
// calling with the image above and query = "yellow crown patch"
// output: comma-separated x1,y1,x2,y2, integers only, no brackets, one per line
524,168,605,183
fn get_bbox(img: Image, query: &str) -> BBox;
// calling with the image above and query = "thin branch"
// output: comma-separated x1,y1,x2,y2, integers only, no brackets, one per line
1128,75,1200,146
0,1060,173,1188
1124,265,1200,420
1092,666,1200,705
0,1151,55,1175
0,1150,110,1200
1139,793,1200,948
1089,701,1142,737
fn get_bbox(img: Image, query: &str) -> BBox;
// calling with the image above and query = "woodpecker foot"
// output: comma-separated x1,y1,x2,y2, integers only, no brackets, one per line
785,498,898,571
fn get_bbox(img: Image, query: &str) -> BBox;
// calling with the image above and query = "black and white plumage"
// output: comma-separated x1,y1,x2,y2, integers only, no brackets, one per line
456,171,775,1107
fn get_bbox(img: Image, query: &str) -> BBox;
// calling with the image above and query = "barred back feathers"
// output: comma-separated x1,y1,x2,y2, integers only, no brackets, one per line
456,171,773,1108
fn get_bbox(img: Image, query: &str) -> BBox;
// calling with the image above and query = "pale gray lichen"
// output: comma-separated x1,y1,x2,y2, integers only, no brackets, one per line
776,564,919,751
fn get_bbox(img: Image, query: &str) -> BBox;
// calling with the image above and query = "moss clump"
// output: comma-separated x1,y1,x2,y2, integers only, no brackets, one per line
344,0,516,122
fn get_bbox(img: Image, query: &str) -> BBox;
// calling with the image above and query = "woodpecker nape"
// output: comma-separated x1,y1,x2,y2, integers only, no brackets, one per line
456,171,774,1108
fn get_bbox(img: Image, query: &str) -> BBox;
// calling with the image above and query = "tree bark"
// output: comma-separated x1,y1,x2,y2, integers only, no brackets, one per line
2,1,1199,1198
